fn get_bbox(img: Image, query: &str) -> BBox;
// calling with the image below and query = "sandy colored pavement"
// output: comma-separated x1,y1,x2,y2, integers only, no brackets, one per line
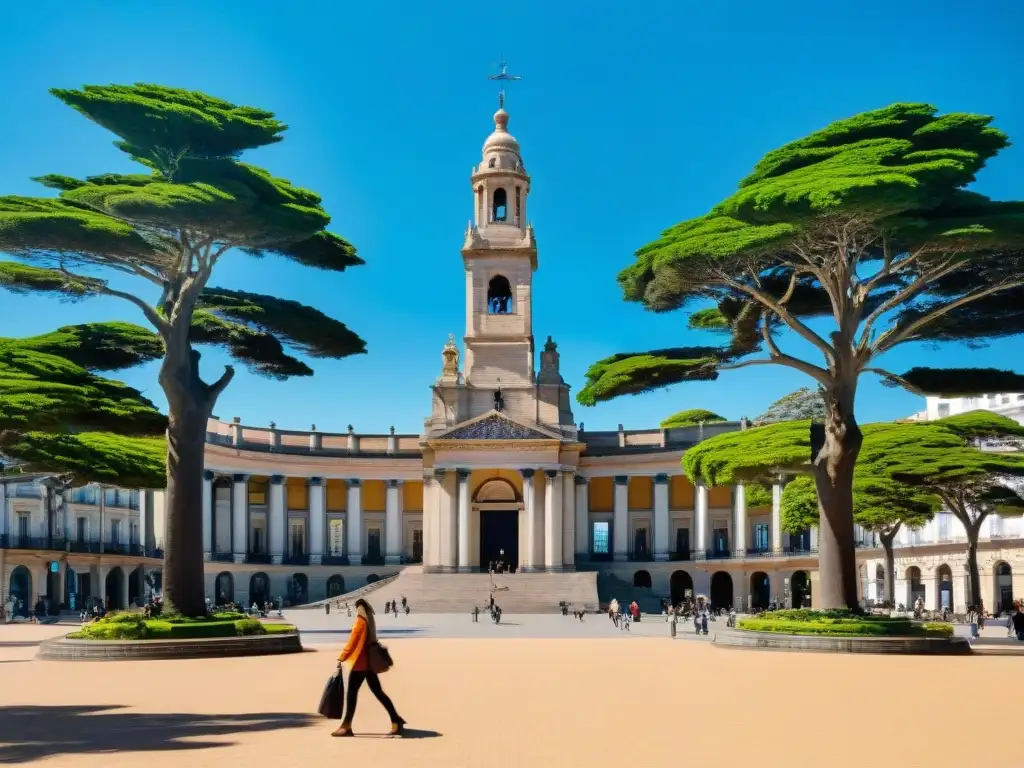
0,622,1018,768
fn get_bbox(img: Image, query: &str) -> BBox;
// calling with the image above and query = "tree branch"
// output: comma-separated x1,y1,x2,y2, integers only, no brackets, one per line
721,353,831,386
207,364,235,402
874,279,1024,355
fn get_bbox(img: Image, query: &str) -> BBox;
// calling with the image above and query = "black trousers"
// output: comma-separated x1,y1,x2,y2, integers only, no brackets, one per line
345,670,401,724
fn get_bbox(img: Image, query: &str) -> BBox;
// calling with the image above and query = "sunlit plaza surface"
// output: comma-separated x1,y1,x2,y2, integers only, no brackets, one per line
1,615,1020,768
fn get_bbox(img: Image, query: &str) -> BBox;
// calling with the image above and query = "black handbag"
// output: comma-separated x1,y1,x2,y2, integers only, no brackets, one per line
317,670,345,719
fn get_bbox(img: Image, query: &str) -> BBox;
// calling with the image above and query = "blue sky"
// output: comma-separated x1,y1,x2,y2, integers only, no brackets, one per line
1,0,1022,434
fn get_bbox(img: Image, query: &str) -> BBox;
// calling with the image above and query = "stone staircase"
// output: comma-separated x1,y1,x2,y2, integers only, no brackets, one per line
298,574,401,609
337,570,599,614
596,572,664,614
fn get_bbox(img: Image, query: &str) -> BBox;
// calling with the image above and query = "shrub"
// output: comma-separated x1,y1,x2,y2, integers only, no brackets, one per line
737,615,953,638
234,619,267,636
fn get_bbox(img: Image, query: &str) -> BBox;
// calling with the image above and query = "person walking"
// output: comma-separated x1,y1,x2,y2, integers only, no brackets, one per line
668,605,677,639
332,599,406,738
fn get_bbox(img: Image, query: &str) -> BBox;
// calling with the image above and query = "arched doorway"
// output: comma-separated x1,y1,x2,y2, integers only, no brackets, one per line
326,574,346,598
366,573,380,584
105,567,125,610
9,565,31,617
65,567,78,612
249,572,270,608
128,566,144,607
633,570,652,589
669,570,693,605
750,571,770,610
791,571,811,609
936,564,953,611
476,479,520,573
996,562,1013,613
905,566,923,608
215,571,234,605
710,571,733,610
289,573,308,605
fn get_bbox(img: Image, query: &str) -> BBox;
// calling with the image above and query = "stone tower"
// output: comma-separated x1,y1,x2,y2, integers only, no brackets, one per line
425,104,574,432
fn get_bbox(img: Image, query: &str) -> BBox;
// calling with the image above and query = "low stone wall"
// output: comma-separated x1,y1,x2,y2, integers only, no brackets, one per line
713,629,971,655
37,632,303,661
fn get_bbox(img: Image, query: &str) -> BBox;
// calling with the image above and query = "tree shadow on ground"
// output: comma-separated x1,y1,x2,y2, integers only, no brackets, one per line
0,705,318,764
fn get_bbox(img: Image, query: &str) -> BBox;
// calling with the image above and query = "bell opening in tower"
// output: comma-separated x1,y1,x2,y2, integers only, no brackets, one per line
487,275,513,314
491,187,508,222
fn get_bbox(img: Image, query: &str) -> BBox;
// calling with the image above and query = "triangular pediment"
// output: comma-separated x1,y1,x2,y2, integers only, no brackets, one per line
434,411,562,442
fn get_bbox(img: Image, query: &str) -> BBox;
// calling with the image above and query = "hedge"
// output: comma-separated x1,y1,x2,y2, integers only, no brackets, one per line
66,611,297,640
737,611,953,638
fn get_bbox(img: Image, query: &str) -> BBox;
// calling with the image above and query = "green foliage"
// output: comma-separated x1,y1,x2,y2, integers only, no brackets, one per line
580,102,1024,406
754,387,826,425
880,367,1024,396
66,610,294,640
744,483,772,508
659,408,726,429
0,324,166,435
683,420,810,486
737,614,953,637
1,432,165,488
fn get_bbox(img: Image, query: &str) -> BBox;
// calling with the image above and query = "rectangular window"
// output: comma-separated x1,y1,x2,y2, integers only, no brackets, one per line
290,522,305,555
515,186,521,223
129,522,139,547
328,519,345,556
17,514,29,542
77,517,87,543
592,521,610,554
937,403,951,418
110,519,121,546
367,528,382,560
412,529,423,561
674,527,690,559
712,526,729,555
754,523,769,551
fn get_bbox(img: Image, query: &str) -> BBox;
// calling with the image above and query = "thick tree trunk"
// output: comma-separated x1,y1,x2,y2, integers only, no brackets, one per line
880,531,897,606
812,384,862,611
159,346,225,617
966,525,982,610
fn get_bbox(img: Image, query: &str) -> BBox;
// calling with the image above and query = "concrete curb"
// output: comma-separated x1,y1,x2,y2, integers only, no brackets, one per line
36,632,303,661
713,629,972,655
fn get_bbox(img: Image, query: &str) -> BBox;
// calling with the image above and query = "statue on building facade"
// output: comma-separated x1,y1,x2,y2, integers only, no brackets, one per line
440,334,460,381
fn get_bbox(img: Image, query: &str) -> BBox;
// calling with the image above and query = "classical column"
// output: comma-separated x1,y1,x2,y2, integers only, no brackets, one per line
457,470,471,572
544,470,563,570
231,474,248,564
385,480,403,566
653,474,670,562
269,475,285,564
308,477,325,565
613,475,629,562
201,479,213,559
809,570,821,609
695,481,709,557
810,526,819,551
346,479,363,565
520,469,535,571
120,566,130,609
574,476,589,559
734,483,748,556
561,471,575,567
771,479,783,553
96,564,108,608
0,481,7,540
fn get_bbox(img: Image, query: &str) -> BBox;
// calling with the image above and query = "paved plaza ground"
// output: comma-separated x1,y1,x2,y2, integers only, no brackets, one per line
0,613,1019,768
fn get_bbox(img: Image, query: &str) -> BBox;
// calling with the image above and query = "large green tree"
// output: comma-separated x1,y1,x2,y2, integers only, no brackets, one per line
0,84,366,615
579,103,1024,608
685,412,1024,608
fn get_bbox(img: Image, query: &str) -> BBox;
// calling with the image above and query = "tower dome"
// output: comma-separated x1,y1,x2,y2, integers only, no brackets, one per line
480,108,525,173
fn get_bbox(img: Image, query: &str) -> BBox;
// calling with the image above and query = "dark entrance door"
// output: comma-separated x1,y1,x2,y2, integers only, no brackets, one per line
480,509,518,572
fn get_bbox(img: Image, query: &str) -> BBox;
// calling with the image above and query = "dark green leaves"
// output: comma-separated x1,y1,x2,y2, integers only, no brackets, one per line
51,83,287,161
882,367,1024,396
659,408,726,429
0,432,166,488
577,347,723,406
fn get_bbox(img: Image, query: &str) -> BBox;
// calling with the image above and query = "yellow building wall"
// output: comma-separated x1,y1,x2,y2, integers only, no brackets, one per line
589,477,613,512
326,479,347,511
248,475,269,505
403,480,424,511
286,477,308,510
628,476,652,510
670,476,694,508
470,468,524,499
709,485,732,507
362,480,386,512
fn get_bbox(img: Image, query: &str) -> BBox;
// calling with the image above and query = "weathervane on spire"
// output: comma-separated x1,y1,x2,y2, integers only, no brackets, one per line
488,58,521,109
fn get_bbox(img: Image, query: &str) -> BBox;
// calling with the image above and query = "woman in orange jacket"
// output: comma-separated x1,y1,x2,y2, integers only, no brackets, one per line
332,599,405,737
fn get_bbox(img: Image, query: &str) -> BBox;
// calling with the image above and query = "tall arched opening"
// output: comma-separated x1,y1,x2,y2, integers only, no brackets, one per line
750,571,770,610
995,562,1013,613
105,567,125,610
791,571,811,609
487,275,513,315
710,571,733,610
905,566,923,608
632,570,652,589
669,570,693,605
8,565,31,617
290,573,309,605
249,572,270,608
936,564,954,611
326,574,346,598
215,571,234,605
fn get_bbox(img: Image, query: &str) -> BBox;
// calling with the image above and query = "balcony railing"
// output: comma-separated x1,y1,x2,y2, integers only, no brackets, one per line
0,535,159,558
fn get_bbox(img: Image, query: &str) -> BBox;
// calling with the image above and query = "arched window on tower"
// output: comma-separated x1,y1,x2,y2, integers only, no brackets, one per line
476,185,484,223
488,275,513,314
492,188,507,223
